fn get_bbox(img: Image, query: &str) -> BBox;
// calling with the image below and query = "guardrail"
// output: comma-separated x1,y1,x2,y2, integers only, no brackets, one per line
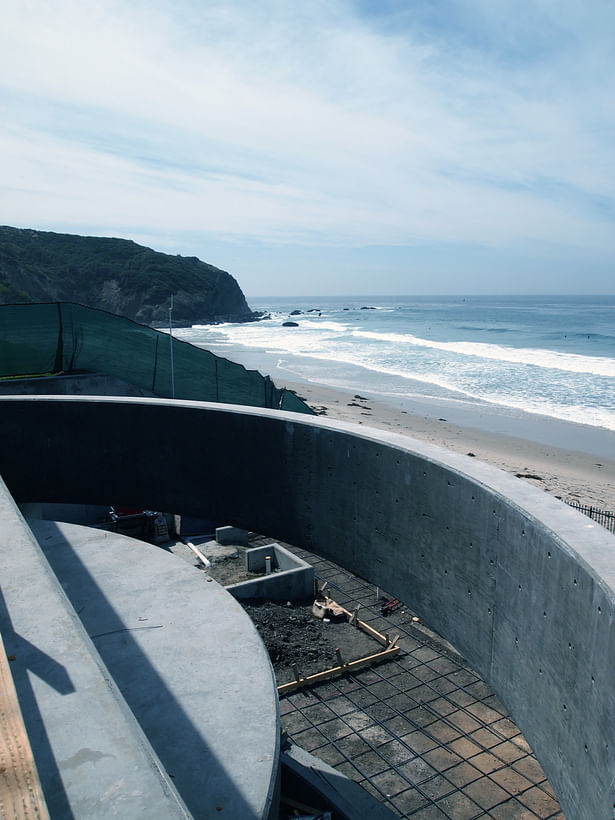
565,499,615,534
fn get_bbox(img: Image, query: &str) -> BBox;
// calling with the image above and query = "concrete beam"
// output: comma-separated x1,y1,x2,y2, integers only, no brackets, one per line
0,395,614,819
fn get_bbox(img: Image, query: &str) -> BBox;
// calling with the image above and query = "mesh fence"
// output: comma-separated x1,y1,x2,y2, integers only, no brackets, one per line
0,302,313,414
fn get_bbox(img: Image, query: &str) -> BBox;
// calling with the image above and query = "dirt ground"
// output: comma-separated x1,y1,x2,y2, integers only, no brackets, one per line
242,600,387,685
202,543,396,687
205,558,259,586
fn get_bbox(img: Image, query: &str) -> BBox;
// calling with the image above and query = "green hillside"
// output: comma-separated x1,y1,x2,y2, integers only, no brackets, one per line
0,226,257,326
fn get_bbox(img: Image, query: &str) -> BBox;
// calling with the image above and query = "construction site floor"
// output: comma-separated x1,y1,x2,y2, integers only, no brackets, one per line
272,541,565,820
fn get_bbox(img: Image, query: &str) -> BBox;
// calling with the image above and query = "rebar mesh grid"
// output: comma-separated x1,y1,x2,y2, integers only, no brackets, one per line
278,544,564,819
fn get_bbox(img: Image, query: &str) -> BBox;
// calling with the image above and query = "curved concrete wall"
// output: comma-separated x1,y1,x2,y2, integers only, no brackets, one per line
1,396,614,820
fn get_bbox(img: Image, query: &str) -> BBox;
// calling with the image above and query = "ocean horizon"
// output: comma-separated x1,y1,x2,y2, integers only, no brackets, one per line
175,294,615,434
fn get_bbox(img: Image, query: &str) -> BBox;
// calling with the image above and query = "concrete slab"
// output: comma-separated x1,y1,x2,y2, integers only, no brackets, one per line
200,540,241,562
216,525,248,546
25,518,280,819
0,481,191,819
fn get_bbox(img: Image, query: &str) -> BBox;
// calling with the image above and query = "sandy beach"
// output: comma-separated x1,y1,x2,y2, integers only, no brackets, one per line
283,379,615,513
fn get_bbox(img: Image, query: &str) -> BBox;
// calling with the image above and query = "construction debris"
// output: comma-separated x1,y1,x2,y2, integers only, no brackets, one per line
277,594,400,695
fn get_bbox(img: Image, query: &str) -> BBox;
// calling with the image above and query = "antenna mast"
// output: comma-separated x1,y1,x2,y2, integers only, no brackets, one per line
169,294,175,399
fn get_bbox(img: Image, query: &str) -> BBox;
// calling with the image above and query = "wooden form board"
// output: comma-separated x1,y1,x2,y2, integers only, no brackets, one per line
0,633,49,820
277,596,400,696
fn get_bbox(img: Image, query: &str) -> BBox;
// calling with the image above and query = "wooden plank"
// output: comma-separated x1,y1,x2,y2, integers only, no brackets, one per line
325,597,392,646
277,595,401,695
277,644,400,695
184,540,211,569
0,633,49,820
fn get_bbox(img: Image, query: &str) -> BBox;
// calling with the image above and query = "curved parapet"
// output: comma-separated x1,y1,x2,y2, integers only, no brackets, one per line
0,395,614,819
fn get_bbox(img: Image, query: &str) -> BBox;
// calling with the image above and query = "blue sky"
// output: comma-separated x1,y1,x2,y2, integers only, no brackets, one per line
1,0,614,296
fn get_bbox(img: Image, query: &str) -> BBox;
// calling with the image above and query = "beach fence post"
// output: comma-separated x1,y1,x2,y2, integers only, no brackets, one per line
565,499,615,535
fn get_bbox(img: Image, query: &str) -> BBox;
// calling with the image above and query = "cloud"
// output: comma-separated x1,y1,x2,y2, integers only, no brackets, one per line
1,0,614,269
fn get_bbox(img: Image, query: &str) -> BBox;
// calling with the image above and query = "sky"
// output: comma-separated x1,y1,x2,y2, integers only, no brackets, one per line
1,0,614,297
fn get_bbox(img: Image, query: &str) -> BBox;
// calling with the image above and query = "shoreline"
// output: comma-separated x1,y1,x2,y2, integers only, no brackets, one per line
179,337,615,512
283,378,615,512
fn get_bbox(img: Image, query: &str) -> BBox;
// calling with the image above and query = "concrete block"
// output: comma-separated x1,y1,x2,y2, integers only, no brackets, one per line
3,396,615,818
216,524,248,546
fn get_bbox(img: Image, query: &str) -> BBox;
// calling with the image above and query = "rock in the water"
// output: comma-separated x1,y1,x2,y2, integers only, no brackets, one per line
282,321,299,327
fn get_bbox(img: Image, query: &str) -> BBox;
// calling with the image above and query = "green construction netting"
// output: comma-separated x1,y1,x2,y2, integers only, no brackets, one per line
0,302,313,414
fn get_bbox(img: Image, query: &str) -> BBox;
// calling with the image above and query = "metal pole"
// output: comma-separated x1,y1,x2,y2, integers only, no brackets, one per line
169,294,175,399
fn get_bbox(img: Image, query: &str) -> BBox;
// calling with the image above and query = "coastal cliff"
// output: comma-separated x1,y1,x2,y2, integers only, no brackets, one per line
0,226,258,326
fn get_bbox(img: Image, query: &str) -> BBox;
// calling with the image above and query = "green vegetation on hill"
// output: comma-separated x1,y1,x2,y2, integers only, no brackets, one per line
0,226,257,325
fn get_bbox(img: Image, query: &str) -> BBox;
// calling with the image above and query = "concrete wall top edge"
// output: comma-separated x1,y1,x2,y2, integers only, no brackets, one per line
3,395,612,594
2,395,615,818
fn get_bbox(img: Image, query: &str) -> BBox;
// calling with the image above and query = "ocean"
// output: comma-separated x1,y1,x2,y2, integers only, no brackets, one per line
175,295,615,434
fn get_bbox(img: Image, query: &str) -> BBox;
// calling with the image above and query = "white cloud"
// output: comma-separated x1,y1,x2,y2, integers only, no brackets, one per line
1,0,614,276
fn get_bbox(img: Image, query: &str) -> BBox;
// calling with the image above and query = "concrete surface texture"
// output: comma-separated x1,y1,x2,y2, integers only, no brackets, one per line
0,480,191,818
281,740,399,819
228,543,315,602
216,525,249,545
0,395,614,819
0,482,280,819
280,539,564,818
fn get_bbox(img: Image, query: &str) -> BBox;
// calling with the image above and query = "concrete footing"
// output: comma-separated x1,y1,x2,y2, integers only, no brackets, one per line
228,543,315,602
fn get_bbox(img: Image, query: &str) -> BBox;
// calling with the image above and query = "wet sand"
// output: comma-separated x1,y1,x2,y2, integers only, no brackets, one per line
284,379,615,512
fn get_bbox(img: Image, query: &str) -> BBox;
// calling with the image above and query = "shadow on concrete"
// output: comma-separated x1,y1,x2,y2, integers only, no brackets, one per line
0,587,76,819
37,521,261,820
